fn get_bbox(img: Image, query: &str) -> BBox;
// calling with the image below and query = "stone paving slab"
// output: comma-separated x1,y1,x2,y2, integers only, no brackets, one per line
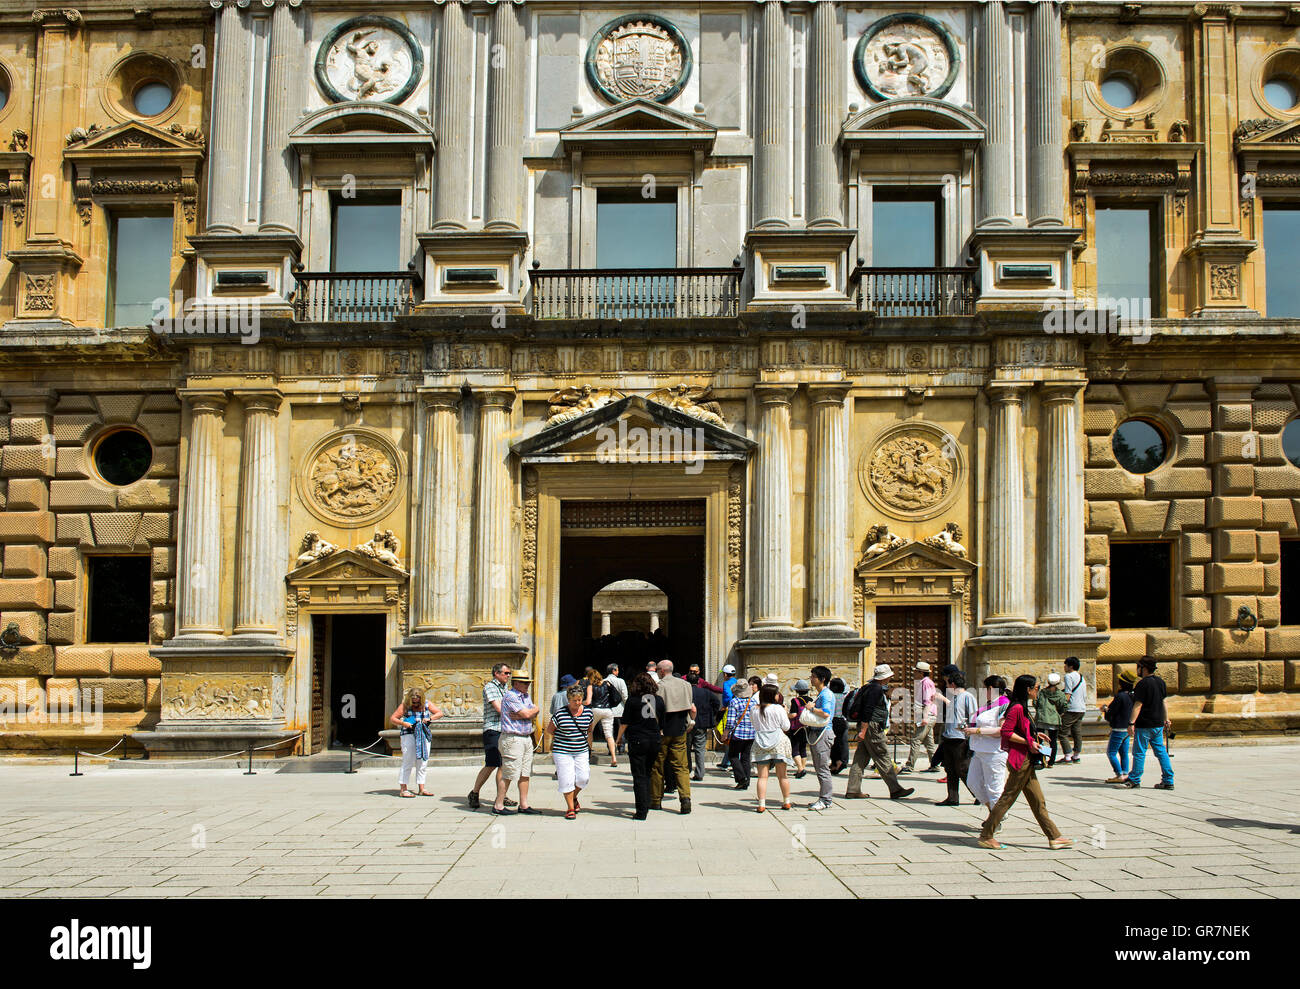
1,743,1298,898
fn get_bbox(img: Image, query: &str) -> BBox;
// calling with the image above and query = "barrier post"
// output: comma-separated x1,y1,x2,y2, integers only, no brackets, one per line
347,744,356,774
70,748,82,777
244,741,255,775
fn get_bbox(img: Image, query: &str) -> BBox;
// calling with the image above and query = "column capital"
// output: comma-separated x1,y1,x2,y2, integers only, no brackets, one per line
986,381,1032,404
755,383,797,406
233,389,283,415
806,382,851,405
474,388,516,411
1039,381,1086,405
418,388,463,411
31,9,82,28
180,389,229,415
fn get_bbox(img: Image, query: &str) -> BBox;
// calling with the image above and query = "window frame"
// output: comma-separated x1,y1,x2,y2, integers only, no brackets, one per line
1261,201,1300,319
1282,539,1300,627
84,553,152,645
1108,540,1175,630
1093,198,1162,317
106,208,176,329
329,189,404,273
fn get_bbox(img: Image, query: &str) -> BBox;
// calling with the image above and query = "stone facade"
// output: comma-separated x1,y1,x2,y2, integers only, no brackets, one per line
0,1,1298,753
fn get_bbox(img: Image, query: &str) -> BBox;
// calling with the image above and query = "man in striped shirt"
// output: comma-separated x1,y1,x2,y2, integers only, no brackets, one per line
468,663,514,810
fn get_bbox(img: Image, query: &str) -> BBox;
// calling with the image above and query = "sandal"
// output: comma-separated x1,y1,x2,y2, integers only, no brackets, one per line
781,803,792,811
418,790,434,797
1049,837,1074,849
399,791,415,798
564,810,577,820
977,837,1002,849
756,805,767,813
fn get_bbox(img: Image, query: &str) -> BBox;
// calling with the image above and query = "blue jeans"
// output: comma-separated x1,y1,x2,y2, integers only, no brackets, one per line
1106,730,1130,775
1128,727,1173,786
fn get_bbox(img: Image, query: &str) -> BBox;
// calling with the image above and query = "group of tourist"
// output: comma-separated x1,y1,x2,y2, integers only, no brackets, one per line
385,652,1175,848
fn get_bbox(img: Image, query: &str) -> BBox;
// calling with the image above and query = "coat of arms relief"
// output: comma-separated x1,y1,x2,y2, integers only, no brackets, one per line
587,16,690,104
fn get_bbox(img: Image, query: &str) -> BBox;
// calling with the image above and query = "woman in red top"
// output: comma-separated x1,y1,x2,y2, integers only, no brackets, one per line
978,675,1073,850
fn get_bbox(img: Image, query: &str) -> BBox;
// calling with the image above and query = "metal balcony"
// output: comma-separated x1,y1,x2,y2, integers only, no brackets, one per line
292,270,420,322
529,266,742,320
850,265,977,317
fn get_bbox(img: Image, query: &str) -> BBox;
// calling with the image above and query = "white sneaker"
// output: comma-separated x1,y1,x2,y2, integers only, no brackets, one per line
807,799,829,811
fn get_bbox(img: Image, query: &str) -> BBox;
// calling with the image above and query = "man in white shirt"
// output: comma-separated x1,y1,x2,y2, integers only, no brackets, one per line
1059,656,1087,764
605,663,627,754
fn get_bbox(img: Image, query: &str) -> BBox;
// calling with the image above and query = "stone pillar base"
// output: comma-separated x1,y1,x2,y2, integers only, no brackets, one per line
150,641,294,744
964,628,1107,692
392,636,530,746
734,634,869,691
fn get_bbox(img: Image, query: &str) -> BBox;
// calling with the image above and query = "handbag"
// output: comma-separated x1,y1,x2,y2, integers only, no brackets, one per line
799,706,830,729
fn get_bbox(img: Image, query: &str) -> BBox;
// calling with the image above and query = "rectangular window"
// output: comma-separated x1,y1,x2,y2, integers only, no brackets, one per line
871,189,940,267
108,213,173,328
594,188,677,317
331,192,402,272
1264,204,1300,318
1095,205,1157,311
1283,540,1300,626
1109,541,1172,629
86,556,151,643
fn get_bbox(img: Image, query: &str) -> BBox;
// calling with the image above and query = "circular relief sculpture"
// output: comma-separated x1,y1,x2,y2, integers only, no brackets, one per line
300,429,403,527
1112,418,1168,474
859,422,962,522
316,15,423,105
585,15,691,105
854,13,960,102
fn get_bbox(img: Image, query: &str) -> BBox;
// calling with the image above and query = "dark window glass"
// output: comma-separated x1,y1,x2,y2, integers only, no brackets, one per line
596,188,677,268
1113,419,1168,473
1095,206,1154,307
1109,542,1172,628
872,190,939,267
94,429,152,486
109,213,173,327
87,556,151,643
331,193,401,272
1283,541,1300,626
1264,205,1300,318
1283,419,1300,469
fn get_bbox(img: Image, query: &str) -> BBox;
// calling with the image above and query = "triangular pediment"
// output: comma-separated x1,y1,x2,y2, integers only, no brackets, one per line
1235,117,1300,147
559,99,716,151
855,539,976,576
286,548,407,584
512,395,754,462
64,120,204,158
842,98,985,149
289,102,436,151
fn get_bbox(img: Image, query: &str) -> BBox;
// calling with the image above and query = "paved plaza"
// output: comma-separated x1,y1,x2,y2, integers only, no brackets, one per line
2,742,1298,899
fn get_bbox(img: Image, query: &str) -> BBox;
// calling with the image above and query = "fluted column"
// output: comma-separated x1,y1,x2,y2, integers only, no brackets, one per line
751,385,796,629
414,391,461,633
1040,385,1085,622
208,2,249,233
806,384,852,627
260,0,304,234
754,1,790,229
1027,0,1064,226
178,392,228,636
433,0,474,230
806,0,842,227
485,0,525,230
234,392,283,636
985,384,1030,625
976,1,1013,226
470,390,516,633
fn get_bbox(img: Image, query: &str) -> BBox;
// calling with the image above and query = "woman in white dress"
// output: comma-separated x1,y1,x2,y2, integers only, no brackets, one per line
963,675,1009,811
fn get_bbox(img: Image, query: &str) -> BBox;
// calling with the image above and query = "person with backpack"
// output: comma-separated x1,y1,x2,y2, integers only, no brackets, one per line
586,668,619,767
687,670,723,781
1058,656,1087,763
843,664,915,802
787,679,812,778
1124,657,1174,790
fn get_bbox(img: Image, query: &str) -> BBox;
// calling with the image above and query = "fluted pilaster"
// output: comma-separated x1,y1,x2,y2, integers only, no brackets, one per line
754,1,790,229
1027,1,1064,226
208,3,248,233
1040,385,1085,622
234,392,283,635
470,390,516,633
434,1,474,230
806,0,842,227
976,1,1013,226
751,385,796,628
259,1,304,234
985,384,1030,624
178,392,228,635
415,391,461,633
485,0,525,230
806,384,852,627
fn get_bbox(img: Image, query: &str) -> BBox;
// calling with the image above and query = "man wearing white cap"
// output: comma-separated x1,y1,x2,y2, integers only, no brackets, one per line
1036,671,1070,768
844,664,914,801
901,661,938,773
718,664,739,770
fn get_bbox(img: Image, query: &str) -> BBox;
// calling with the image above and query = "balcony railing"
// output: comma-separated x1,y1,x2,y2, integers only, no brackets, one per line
851,265,977,317
530,266,742,320
292,270,420,322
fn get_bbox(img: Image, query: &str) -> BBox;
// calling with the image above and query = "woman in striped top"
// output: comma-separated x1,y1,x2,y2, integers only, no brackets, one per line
546,685,595,820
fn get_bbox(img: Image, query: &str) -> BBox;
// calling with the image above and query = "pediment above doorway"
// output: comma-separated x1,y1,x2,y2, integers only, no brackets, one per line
512,394,756,464
855,537,976,578
285,548,410,641
286,548,409,585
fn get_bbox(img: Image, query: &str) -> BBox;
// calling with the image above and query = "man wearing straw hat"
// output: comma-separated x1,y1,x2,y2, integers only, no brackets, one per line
844,664,915,801
494,669,540,816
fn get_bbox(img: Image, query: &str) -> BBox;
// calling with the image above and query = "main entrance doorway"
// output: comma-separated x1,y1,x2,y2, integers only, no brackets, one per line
310,613,387,751
557,499,706,686
875,605,949,740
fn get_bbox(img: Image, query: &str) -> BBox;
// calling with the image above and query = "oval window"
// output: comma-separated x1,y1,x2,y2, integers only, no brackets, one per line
1100,74,1140,110
0,83,8,113
94,429,153,486
1113,419,1168,474
1283,419,1300,469
1264,77,1299,113
133,81,173,117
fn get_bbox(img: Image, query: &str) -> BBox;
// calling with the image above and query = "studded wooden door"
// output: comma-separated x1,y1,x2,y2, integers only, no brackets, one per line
310,615,327,754
874,606,949,732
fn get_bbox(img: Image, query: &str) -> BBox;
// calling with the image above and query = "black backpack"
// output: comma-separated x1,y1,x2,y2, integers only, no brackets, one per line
845,687,863,722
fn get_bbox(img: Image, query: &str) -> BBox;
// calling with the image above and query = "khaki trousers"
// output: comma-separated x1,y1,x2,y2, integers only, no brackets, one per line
651,731,691,803
979,762,1062,841
846,724,904,797
903,721,937,769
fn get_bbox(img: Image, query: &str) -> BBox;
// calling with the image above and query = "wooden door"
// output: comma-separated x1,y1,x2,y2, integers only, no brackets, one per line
874,605,949,731
310,615,327,754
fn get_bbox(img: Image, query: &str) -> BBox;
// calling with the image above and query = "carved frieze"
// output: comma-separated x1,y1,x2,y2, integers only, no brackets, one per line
162,675,277,721
546,384,624,424
1210,263,1240,301
24,274,55,312
854,13,959,101
521,468,538,594
646,383,726,427
727,463,743,592
403,671,488,723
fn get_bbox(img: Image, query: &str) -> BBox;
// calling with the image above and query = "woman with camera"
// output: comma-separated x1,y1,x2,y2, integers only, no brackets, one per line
977,675,1073,850
390,687,444,798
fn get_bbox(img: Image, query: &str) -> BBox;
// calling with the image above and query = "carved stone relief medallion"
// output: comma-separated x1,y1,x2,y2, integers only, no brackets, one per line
859,421,962,522
586,15,691,105
855,13,960,102
316,15,423,106
299,428,404,527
